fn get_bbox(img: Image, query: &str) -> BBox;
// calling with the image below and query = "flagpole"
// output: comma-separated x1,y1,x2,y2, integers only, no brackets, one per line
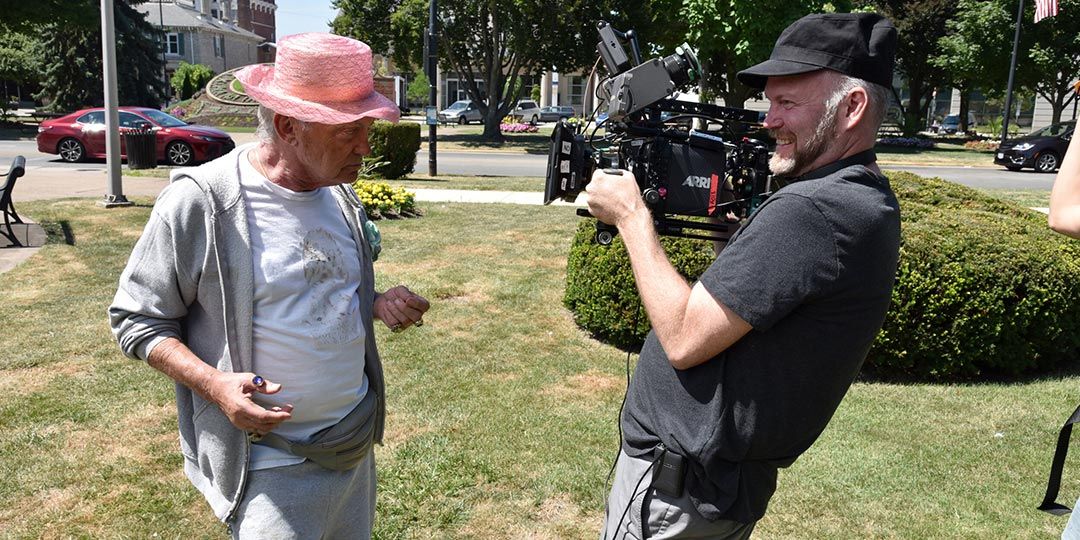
1001,0,1025,143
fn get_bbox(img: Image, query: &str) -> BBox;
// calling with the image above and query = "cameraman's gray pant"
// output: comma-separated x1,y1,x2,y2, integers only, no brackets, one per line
230,451,375,540
601,450,755,540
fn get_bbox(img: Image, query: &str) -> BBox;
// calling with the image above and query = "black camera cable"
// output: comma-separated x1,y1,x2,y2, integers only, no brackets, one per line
603,301,666,537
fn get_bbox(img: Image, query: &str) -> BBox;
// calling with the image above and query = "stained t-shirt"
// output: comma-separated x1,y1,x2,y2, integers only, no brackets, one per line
621,156,901,523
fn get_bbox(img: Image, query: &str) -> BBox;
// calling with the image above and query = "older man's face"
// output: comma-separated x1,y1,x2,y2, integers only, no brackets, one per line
293,117,375,187
762,71,840,177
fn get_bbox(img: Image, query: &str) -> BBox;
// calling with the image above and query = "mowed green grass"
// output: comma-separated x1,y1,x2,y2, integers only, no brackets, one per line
0,198,1077,538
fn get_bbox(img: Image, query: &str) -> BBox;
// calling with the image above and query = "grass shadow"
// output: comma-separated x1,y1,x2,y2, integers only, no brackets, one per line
39,221,75,245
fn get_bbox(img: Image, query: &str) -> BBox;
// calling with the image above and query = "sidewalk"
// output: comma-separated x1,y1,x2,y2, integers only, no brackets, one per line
0,164,580,274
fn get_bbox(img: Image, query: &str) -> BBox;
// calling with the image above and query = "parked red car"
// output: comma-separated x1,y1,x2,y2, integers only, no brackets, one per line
36,107,235,166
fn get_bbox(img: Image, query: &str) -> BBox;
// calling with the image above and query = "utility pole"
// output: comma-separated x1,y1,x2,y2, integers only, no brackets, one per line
1001,0,1024,143
426,0,438,176
159,0,168,106
101,0,131,208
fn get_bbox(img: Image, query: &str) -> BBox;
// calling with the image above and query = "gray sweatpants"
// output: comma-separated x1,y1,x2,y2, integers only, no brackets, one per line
230,451,376,540
601,450,755,540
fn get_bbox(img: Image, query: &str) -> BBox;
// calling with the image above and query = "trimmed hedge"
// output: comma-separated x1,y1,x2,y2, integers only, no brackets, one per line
563,171,1080,380
565,222,716,350
369,121,421,179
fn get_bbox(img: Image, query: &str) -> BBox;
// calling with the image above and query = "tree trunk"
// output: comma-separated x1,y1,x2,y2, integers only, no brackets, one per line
904,77,931,136
480,108,505,142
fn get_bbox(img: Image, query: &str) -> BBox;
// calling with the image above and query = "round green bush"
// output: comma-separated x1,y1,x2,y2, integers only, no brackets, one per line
369,121,421,179
564,220,717,350
563,171,1080,380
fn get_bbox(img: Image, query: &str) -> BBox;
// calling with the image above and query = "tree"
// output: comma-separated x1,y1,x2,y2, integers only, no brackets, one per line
35,0,165,111
1022,0,1080,125
0,29,42,114
333,0,653,141
870,0,957,135
406,71,430,105
678,0,851,109
930,0,1013,134
171,62,215,100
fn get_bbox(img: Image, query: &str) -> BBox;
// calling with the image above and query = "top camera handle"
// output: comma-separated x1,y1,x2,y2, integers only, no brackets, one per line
597,22,642,76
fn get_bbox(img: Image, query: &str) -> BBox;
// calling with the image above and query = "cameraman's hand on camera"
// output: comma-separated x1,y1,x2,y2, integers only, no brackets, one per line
586,169,647,228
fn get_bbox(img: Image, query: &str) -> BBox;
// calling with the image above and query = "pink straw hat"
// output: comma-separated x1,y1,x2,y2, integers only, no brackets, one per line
235,33,400,124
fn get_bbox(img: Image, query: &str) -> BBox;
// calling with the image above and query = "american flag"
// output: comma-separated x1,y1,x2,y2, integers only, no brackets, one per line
1034,0,1059,22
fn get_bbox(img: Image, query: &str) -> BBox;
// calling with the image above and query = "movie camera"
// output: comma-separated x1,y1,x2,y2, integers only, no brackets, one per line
543,22,774,245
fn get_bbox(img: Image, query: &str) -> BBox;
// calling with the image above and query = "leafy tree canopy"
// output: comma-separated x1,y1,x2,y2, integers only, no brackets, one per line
677,0,851,108
333,0,660,141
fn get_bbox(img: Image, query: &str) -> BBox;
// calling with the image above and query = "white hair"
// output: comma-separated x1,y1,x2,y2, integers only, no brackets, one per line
255,105,311,142
827,74,890,129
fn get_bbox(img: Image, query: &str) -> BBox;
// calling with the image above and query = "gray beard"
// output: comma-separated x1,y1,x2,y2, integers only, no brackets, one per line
769,109,839,177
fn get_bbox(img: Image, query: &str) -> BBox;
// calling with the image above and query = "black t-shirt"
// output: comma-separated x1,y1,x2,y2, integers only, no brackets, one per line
620,157,901,523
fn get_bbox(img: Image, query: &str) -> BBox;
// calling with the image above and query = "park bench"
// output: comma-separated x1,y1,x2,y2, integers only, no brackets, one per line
1,155,26,247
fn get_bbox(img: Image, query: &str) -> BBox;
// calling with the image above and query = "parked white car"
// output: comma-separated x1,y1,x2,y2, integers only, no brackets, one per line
439,100,482,124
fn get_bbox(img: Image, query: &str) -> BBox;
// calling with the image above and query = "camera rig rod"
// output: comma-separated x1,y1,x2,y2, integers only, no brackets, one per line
652,99,762,124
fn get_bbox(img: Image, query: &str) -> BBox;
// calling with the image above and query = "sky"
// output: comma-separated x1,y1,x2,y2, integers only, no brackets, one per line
273,0,339,39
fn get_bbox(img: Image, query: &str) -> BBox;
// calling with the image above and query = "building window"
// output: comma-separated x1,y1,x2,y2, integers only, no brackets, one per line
166,33,180,55
213,35,222,57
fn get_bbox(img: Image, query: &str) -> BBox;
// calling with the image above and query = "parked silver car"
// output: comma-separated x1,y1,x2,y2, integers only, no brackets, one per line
439,100,482,124
511,100,541,124
539,105,575,122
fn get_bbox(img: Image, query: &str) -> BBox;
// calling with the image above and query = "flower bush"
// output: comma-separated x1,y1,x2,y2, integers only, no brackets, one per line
170,106,187,118
351,180,420,220
877,136,936,149
963,139,999,151
500,122,538,133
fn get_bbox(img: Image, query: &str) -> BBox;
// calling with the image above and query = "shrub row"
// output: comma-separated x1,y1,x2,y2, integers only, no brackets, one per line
563,171,1080,380
369,120,421,179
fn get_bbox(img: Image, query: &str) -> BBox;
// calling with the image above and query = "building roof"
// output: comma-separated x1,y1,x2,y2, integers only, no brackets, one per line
137,1,265,42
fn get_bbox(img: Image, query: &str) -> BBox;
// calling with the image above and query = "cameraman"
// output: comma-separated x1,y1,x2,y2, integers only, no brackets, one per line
587,13,901,539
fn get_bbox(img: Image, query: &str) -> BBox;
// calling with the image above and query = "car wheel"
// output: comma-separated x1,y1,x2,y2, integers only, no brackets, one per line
530,115,538,125
166,140,194,166
1005,165,1023,172
57,138,85,162
457,116,466,125
1035,151,1060,173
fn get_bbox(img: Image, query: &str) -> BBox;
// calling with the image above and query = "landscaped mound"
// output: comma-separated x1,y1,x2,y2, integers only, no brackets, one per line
564,171,1080,381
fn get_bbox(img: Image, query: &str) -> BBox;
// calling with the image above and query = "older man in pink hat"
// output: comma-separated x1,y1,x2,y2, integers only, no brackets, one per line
110,33,429,538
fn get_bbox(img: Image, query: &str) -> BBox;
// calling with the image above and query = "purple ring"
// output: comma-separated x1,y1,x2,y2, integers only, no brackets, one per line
252,375,265,387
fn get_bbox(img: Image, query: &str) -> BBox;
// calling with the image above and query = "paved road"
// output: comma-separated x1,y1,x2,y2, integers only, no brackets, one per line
2,137,1057,190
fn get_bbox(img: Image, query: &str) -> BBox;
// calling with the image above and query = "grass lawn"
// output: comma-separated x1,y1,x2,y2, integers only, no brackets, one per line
876,142,996,167
1,197,1076,538
387,174,545,192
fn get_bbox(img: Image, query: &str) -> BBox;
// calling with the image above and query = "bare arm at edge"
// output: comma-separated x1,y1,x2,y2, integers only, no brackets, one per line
1049,133,1080,238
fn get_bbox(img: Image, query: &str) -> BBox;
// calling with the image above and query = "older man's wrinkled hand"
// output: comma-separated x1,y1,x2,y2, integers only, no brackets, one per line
208,372,293,437
375,285,430,332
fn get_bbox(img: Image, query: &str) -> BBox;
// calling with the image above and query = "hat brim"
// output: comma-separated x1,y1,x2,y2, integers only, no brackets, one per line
736,59,825,89
236,64,400,124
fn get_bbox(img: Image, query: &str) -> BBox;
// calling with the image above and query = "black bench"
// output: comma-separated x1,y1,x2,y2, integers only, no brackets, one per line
1,156,26,247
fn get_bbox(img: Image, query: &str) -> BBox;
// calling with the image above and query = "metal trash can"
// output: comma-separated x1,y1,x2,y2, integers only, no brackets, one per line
124,129,157,169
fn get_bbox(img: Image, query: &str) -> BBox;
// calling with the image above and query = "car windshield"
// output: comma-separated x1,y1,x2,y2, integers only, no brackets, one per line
141,109,187,128
943,115,959,124
1028,122,1074,137
445,101,468,111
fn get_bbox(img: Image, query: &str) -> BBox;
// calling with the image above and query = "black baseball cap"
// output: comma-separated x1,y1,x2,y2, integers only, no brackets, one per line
737,13,897,89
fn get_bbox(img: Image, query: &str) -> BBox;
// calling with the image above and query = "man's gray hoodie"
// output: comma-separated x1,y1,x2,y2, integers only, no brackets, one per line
108,144,386,522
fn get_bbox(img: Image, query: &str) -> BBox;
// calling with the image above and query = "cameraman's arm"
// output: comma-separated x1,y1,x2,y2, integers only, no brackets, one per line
586,170,752,370
1049,133,1080,238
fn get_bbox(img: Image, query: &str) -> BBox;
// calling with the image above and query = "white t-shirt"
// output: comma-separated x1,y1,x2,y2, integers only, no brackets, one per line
239,149,368,470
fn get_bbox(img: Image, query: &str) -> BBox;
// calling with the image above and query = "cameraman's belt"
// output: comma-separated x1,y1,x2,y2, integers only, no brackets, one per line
1039,403,1080,515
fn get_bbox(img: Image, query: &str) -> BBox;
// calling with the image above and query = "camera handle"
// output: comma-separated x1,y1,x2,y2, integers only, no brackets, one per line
575,209,619,245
